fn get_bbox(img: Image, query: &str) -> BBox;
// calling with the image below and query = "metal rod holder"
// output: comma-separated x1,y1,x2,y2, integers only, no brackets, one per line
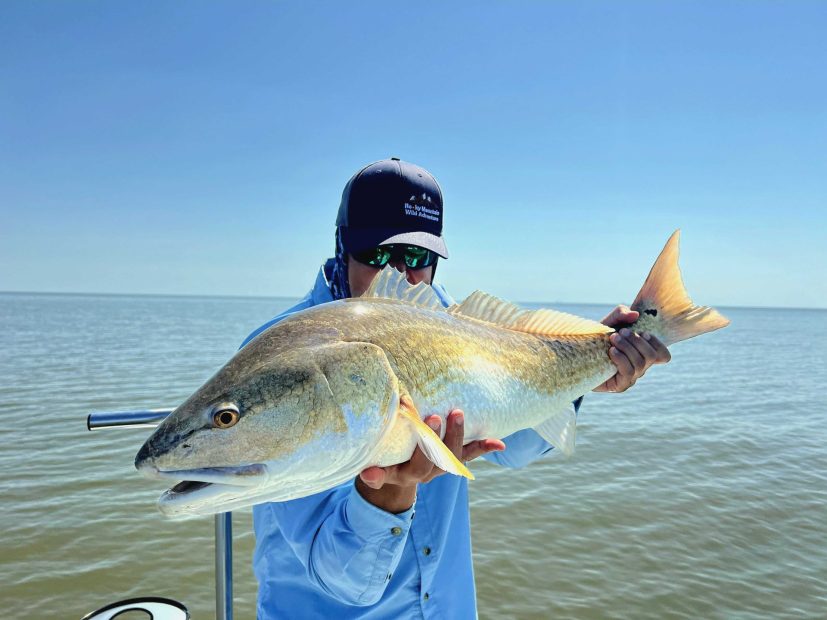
88,408,234,620
215,513,233,620
87,409,174,430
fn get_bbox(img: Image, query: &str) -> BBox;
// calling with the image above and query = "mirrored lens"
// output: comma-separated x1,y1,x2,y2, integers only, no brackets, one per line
402,246,433,268
352,244,437,269
353,247,392,267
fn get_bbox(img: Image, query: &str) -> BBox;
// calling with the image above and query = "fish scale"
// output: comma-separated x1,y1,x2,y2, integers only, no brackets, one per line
321,300,613,441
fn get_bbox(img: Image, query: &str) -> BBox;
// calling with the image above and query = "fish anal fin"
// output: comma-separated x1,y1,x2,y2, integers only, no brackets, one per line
534,408,577,456
450,291,612,337
398,396,474,480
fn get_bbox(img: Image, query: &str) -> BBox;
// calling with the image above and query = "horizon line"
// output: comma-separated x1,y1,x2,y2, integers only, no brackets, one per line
0,289,823,312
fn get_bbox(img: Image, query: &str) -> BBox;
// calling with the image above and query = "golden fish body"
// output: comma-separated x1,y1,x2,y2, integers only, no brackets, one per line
135,231,728,518
275,297,614,456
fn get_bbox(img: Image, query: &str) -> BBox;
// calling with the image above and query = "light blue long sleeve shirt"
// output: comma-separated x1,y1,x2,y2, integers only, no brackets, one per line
246,261,580,619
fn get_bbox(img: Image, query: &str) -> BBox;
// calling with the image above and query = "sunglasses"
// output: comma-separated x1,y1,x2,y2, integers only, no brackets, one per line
351,244,438,270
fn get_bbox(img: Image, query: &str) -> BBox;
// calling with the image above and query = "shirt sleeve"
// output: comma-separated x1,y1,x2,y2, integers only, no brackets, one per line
262,482,415,606
483,397,584,469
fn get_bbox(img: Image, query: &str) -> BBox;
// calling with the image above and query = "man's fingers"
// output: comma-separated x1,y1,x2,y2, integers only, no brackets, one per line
361,411,515,487
643,333,672,364
443,410,465,457
606,376,623,392
462,439,506,462
602,305,639,328
608,343,634,377
631,332,660,364
393,447,435,483
421,414,459,483
595,317,673,393
611,330,646,376
605,331,637,392
620,330,655,377
596,374,625,393
619,330,672,372
402,416,441,480
359,466,387,489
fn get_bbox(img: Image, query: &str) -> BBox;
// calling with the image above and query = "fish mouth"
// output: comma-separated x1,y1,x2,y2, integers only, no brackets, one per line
167,480,213,495
141,464,269,518
150,463,268,486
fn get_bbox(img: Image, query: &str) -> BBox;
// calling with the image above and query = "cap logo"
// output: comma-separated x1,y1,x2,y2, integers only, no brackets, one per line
403,193,440,222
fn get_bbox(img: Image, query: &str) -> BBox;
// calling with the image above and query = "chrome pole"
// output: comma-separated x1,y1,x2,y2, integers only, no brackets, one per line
87,408,174,430
215,513,233,620
88,408,235,620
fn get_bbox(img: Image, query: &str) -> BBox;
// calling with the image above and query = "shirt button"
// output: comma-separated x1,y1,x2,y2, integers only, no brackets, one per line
423,593,430,601
423,546,431,556
390,526,402,536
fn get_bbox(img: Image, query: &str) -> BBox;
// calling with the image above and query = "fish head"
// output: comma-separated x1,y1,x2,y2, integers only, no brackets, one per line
135,340,400,518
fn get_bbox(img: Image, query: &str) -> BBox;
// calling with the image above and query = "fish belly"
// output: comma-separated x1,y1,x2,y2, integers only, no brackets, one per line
409,361,615,444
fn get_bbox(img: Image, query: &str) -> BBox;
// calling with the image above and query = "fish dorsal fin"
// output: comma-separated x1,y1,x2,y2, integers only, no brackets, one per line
449,290,613,336
509,307,613,336
450,290,524,324
362,267,446,311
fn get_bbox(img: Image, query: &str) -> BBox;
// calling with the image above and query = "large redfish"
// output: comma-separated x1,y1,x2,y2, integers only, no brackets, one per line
135,231,729,518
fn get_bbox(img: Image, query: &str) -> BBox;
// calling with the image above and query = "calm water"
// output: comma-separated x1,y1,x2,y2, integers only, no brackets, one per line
1,293,825,619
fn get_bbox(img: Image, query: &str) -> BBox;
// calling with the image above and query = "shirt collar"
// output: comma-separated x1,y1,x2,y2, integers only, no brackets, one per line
311,259,336,305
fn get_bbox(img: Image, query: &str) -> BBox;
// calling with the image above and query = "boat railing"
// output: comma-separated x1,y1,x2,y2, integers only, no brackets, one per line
87,409,234,620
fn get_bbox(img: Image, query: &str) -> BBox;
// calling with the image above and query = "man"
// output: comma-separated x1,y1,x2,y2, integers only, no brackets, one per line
245,158,670,619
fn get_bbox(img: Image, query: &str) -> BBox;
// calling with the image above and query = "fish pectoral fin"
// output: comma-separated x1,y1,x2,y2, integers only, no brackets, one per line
398,397,474,480
534,407,577,457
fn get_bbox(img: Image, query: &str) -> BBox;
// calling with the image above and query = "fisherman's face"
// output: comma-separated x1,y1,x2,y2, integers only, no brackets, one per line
348,255,433,298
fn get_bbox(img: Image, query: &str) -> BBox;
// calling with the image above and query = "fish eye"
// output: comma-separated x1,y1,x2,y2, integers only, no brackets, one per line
212,405,240,429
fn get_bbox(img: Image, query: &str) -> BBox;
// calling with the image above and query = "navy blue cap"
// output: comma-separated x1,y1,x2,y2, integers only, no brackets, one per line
336,158,448,258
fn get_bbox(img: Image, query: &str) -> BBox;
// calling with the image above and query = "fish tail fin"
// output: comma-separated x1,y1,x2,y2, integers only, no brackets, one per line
398,398,474,480
631,230,730,346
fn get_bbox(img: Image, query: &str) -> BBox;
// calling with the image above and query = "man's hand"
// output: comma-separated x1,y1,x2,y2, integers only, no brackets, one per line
355,409,505,514
594,305,671,393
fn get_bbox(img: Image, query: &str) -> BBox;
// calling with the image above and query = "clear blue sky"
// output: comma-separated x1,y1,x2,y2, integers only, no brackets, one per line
1,2,825,308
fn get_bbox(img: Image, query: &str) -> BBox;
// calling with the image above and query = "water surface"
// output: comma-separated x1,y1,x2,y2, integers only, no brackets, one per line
1,294,824,619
